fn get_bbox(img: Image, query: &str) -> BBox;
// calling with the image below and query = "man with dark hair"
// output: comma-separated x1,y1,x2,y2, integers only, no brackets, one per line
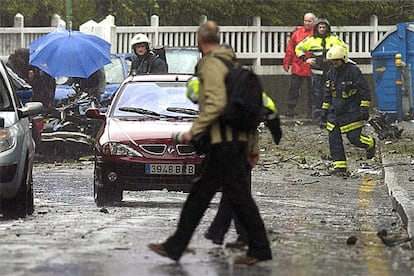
7,48,56,107
148,20,272,266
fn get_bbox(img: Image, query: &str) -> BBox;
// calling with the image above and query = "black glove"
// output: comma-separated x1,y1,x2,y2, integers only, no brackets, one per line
265,115,282,145
360,107,369,121
319,110,328,129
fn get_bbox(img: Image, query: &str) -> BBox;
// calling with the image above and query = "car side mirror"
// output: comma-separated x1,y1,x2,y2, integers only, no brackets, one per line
18,102,43,119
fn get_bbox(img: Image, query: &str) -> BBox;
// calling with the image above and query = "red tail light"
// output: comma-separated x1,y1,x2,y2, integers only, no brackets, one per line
32,115,44,133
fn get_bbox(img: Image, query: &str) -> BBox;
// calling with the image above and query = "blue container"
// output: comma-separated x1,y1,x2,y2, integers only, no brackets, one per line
371,22,414,118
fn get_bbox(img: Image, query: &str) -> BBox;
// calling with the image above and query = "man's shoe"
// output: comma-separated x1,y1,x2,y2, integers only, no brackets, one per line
366,138,376,159
147,243,179,261
204,231,223,245
234,256,263,265
225,240,247,249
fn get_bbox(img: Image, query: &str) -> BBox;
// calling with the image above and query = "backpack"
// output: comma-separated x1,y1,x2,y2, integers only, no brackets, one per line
216,56,264,132
153,46,167,64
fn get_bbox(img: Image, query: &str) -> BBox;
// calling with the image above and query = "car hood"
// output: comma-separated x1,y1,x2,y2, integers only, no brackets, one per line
106,118,193,142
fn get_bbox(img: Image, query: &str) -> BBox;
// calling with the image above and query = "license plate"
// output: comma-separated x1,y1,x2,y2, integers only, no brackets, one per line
145,164,196,175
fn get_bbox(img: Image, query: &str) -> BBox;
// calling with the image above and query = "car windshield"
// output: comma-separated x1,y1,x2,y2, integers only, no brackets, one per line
112,81,198,118
166,48,199,74
104,56,132,84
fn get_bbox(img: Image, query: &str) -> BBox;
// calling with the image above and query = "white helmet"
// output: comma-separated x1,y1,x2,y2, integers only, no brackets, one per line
131,33,151,49
326,45,348,63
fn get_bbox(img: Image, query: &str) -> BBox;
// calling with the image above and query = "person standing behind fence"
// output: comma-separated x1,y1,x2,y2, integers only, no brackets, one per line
147,20,272,266
295,18,348,120
283,13,316,118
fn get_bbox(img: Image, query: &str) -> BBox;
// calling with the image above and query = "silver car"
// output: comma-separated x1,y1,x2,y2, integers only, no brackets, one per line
0,61,43,218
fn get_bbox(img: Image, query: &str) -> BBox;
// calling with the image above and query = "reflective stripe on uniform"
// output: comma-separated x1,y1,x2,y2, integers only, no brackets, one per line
333,160,347,169
262,92,277,113
339,120,364,133
360,100,370,107
326,121,335,131
360,135,374,148
322,102,330,109
326,120,364,133
341,89,357,98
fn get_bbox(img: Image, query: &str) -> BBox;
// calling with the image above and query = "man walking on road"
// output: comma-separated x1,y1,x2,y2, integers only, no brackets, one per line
148,20,272,265
283,12,316,118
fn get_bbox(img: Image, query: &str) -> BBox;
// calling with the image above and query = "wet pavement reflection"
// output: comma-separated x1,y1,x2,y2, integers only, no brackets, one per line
0,124,413,275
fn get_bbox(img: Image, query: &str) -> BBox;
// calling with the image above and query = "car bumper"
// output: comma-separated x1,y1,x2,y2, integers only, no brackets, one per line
95,157,202,192
0,160,22,198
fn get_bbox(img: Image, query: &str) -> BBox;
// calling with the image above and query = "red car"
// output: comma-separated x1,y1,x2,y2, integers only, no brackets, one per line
86,74,203,206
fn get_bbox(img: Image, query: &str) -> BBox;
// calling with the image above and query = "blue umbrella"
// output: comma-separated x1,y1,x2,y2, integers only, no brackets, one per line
29,29,111,78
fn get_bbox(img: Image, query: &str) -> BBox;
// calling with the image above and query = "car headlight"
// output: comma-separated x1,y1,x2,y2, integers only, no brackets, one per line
0,128,16,153
102,142,143,157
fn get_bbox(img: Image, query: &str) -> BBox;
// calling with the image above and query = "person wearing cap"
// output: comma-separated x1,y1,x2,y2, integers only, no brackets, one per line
320,45,375,175
130,33,168,74
295,18,348,119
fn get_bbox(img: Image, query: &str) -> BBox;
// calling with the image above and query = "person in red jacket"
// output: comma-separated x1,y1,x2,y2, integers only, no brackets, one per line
283,13,316,118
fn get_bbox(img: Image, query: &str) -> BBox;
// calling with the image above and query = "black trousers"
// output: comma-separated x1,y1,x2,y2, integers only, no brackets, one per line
163,142,272,261
206,171,251,242
329,125,368,162
310,73,325,119
286,74,312,115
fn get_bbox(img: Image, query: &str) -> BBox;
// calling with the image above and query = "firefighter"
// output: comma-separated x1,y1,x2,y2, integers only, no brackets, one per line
130,33,168,74
320,45,376,175
295,18,348,119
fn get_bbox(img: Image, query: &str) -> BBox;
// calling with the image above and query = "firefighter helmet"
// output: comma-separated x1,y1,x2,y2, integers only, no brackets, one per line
131,33,150,50
326,45,348,63
186,76,200,103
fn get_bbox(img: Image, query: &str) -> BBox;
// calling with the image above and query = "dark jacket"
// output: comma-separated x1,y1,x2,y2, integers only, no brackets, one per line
322,62,371,127
130,51,168,74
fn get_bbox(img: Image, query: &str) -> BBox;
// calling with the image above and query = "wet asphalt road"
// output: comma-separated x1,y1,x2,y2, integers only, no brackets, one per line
0,123,414,275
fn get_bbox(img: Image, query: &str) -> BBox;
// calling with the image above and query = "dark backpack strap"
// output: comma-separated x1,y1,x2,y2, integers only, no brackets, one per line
214,56,234,70
215,56,240,142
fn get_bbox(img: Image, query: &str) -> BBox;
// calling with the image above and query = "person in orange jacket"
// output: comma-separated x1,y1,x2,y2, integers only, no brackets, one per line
283,12,316,118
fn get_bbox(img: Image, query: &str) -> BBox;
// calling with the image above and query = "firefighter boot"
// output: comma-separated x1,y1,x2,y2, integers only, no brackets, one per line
329,167,349,177
366,138,376,159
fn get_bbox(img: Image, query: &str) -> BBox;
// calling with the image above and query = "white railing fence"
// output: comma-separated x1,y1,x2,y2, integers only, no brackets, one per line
0,13,393,74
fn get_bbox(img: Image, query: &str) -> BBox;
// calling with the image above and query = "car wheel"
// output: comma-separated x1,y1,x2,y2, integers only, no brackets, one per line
94,181,123,207
1,161,30,219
